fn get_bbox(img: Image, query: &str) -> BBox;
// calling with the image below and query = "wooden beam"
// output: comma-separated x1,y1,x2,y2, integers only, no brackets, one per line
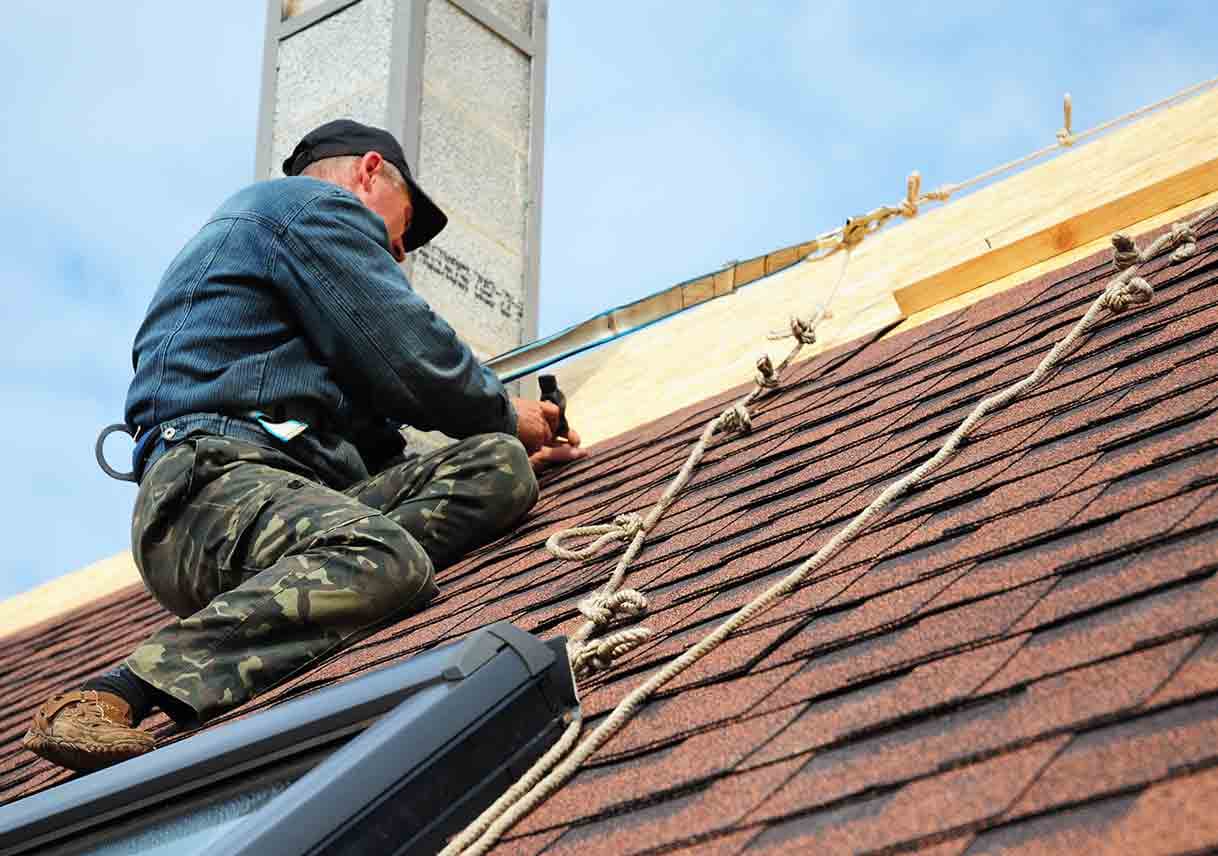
889,186,1218,337
893,87,1218,314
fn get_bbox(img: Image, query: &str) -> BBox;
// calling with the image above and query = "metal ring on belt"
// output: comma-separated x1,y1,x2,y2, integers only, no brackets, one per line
95,423,139,483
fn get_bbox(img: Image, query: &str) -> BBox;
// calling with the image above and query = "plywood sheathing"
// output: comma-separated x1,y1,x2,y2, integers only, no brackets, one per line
0,552,140,640
892,86,1218,315
560,85,1218,446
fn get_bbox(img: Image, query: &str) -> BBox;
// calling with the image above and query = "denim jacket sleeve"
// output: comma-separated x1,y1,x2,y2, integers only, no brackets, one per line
275,188,517,439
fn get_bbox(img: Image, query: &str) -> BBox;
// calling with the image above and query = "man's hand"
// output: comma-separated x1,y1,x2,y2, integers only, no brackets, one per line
513,398,589,472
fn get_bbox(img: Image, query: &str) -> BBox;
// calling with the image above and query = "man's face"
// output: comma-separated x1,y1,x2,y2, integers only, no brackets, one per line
352,153,414,262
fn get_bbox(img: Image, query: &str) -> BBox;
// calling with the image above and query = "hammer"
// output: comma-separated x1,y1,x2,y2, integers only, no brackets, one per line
538,374,570,441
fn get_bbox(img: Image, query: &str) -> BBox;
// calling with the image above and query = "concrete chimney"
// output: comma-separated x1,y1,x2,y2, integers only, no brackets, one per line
257,0,547,359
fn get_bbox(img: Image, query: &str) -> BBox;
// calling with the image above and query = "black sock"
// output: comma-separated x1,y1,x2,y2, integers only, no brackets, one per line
81,665,198,726
82,665,153,724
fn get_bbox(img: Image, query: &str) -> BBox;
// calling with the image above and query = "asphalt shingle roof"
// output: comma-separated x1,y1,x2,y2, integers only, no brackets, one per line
3,215,1218,854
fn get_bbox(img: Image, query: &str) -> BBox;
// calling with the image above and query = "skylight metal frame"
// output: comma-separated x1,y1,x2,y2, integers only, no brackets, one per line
0,622,578,856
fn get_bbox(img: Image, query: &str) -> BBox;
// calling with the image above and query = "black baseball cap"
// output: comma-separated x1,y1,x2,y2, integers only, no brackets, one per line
283,119,447,252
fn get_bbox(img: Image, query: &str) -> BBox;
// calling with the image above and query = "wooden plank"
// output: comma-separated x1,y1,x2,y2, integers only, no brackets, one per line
680,275,716,306
895,154,1218,314
765,246,800,273
733,256,767,286
713,269,735,296
891,87,1218,314
889,186,1218,337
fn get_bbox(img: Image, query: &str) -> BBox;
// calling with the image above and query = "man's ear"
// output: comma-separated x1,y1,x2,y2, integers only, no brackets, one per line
356,151,385,191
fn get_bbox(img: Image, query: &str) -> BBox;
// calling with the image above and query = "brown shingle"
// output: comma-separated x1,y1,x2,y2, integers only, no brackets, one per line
4,218,1218,854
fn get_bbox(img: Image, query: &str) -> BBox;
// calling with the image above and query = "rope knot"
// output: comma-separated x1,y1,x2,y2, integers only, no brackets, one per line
570,627,653,677
789,315,818,345
1099,275,1153,314
842,216,870,247
900,171,922,218
1169,221,1198,262
1111,233,1141,270
754,355,779,389
1056,92,1075,146
715,403,753,435
612,512,644,539
578,589,647,627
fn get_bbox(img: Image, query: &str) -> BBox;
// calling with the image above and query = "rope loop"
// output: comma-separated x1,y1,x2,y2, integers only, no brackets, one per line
546,512,644,561
754,355,779,389
1111,232,1141,270
715,403,753,435
1099,275,1154,314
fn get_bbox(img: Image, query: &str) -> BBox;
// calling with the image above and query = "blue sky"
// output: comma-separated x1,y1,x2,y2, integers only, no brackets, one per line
0,1,1212,599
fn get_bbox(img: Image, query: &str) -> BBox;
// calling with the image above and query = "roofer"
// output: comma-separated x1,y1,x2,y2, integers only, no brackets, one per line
23,119,585,772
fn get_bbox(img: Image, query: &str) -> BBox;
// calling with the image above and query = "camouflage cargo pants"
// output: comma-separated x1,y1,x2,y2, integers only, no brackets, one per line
125,432,537,722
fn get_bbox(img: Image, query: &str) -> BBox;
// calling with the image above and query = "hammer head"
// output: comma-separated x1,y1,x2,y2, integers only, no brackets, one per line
538,374,570,437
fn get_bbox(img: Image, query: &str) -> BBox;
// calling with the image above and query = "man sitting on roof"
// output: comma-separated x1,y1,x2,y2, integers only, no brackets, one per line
23,119,586,772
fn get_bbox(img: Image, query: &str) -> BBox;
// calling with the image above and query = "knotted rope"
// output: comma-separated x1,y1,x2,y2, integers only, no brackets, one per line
442,204,1218,856
539,249,854,682
443,76,1218,855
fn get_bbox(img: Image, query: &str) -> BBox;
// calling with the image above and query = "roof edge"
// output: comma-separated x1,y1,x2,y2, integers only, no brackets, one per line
0,551,141,643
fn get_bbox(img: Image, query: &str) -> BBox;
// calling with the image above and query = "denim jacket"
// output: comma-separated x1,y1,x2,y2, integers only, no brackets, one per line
125,177,516,488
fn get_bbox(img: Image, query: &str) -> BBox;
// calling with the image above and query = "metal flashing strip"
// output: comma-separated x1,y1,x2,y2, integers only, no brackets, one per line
0,622,578,856
486,241,815,382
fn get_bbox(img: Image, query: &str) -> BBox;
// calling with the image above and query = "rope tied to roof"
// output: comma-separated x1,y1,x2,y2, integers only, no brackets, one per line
578,588,648,625
541,250,854,684
1111,233,1141,270
572,626,654,677
900,171,923,218
789,315,819,345
716,402,755,434
441,202,1218,856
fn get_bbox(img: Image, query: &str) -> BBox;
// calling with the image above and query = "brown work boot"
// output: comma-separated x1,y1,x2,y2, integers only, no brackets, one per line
22,690,156,772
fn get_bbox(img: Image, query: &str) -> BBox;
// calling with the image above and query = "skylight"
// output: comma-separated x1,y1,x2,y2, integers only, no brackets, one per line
0,622,578,856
